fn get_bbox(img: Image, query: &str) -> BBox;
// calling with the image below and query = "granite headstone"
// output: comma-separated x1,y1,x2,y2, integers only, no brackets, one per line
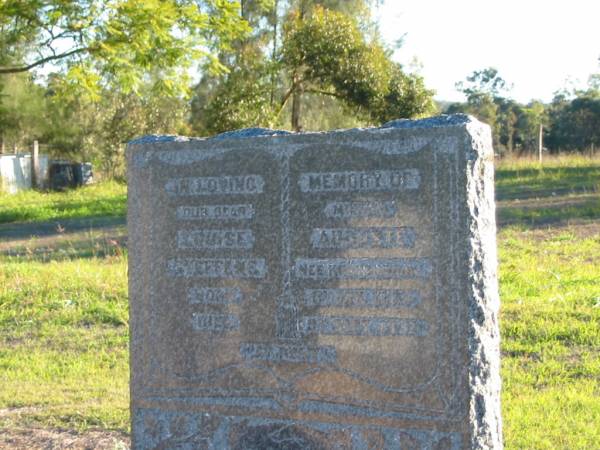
127,115,502,449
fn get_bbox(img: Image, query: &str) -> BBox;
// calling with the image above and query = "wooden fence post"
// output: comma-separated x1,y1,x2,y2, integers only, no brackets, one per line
31,140,39,189
538,124,543,164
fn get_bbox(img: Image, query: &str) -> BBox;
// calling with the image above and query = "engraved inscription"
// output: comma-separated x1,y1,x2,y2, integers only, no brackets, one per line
304,288,421,308
299,169,420,193
166,175,264,196
191,313,240,332
131,125,485,439
177,229,255,249
240,343,337,364
324,200,397,218
311,227,416,249
177,204,255,220
188,287,243,305
300,316,429,337
134,409,464,449
167,258,267,278
294,258,432,280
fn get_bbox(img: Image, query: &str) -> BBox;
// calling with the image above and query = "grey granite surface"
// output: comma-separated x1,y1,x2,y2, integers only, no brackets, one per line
127,114,502,449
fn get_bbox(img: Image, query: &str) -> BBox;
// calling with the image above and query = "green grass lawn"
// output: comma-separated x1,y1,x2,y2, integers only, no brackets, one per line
0,158,599,448
499,227,600,449
0,181,127,224
0,247,129,432
496,156,600,200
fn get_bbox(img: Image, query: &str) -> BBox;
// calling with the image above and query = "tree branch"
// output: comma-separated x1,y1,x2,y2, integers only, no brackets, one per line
270,80,299,128
304,88,343,99
0,46,91,74
280,84,296,109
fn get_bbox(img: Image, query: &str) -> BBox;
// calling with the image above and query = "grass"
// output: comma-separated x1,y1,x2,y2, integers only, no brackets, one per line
499,227,600,449
0,157,599,448
496,156,600,226
0,181,127,224
0,240,129,432
493,155,600,449
495,155,600,200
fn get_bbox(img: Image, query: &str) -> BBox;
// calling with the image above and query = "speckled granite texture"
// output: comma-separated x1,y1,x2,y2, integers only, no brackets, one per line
127,115,502,449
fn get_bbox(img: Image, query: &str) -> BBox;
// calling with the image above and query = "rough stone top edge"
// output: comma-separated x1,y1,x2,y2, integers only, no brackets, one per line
127,114,483,146
381,113,475,129
127,135,205,145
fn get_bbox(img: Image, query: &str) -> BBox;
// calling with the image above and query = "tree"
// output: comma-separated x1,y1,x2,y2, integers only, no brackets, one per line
546,92,600,152
193,49,278,133
192,4,434,133
0,0,250,95
514,101,547,153
281,7,433,130
455,67,510,100
0,73,46,152
191,0,280,134
587,56,600,92
43,72,190,177
451,67,517,153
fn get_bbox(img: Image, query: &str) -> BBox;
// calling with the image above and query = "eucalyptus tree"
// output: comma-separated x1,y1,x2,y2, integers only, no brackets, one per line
192,1,434,133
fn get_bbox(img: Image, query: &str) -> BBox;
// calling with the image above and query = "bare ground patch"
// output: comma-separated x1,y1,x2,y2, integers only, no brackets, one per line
502,220,600,240
0,219,126,259
0,427,129,450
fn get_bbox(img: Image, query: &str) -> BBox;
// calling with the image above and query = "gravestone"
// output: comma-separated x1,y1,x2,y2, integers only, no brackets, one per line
127,115,502,449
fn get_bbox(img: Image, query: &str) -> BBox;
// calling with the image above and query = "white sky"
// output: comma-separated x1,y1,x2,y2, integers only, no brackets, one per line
375,0,600,103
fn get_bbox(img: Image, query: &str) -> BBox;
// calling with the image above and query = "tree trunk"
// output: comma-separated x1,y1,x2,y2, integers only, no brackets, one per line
31,140,39,189
291,83,302,132
0,135,5,154
270,0,278,107
538,124,543,163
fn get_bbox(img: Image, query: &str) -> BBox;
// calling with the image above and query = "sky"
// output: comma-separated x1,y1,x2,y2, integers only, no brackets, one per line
375,0,600,104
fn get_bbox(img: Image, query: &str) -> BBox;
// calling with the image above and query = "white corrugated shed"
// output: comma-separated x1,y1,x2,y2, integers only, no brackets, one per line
0,154,49,193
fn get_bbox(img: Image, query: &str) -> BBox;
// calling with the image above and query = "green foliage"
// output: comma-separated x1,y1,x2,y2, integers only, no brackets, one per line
0,0,250,95
547,93,600,152
0,0,251,173
282,7,434,125
0,73,46,149
192,2,433,133
42,73,191,177
195,48,279,134
192,0,285,133
514,100,547,151
450,66,600,155
290,92,368,131
456,67,510,100
451,67,506,148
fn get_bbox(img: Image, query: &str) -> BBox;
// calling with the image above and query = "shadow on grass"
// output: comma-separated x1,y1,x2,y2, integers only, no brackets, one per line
496,166,600,200
497,195,600,228
0,235,127,263
0,216,126,241
0,196,126,225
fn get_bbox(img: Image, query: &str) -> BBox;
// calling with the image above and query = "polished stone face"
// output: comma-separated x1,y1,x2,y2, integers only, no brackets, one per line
127,116,502,449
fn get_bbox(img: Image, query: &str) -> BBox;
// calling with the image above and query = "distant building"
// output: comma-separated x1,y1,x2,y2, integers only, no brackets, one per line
0,153,50,194
0,150,94,193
